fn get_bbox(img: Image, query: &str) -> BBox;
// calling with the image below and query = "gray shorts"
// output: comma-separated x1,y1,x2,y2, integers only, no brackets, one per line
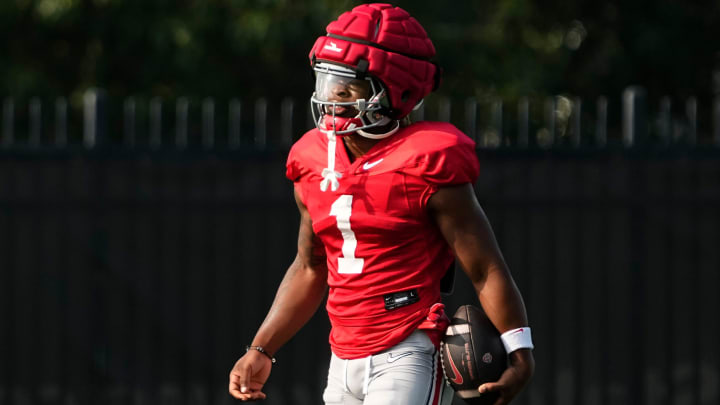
322,330,453,405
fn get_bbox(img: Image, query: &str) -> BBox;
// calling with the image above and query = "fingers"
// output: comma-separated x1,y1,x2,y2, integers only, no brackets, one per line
229,378,267,401
229,374,244,399
478,382,502,395
240,363,252,394
229,388,267,401
478,382,506,405
229,361,267,401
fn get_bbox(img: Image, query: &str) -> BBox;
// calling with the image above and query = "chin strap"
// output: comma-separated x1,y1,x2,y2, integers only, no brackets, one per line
356,118,399,139
320,130,342,192
318,119,399,192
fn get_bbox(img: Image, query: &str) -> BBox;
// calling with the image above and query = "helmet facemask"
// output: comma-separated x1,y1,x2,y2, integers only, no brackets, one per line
311,62,397,139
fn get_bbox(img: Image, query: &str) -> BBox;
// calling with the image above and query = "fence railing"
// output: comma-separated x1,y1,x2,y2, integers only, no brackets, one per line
3,87,720,150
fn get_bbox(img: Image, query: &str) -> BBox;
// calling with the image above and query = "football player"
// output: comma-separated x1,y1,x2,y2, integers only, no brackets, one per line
229,4,534,405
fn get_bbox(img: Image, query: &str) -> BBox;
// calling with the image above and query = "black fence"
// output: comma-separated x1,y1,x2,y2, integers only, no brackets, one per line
1,90,719,405
3,87,720,150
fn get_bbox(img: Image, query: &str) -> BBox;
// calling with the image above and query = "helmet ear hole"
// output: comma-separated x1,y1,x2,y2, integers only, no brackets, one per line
401,90,411,103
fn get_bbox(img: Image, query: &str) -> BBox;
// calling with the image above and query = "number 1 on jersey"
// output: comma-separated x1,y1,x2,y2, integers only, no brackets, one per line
330,195,364,274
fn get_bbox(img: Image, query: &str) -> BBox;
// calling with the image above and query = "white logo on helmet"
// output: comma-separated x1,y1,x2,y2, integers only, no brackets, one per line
324,42,343,53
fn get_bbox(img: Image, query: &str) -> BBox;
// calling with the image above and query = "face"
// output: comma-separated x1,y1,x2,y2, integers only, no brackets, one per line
315,72,371,117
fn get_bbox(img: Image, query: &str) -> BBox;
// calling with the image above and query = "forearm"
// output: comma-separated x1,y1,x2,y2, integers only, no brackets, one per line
429,184,530,333
475,264,529,334
251,255,327,356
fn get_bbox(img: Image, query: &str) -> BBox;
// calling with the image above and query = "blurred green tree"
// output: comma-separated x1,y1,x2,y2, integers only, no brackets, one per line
1,0,718,103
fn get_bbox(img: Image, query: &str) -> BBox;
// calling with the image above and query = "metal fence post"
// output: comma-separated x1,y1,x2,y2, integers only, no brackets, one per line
55,97,68,147
539,96,555,148
714,53,720,146
254,98,267,148
571,97,582,147
685,97,697,146
491,99,503,147
228,98,241,149
438,97,451,123
658,97,671,146
518,97,529,148
202,97,215,149
83,88,107,148
307,101,315,131
464,97,477,143
622,86,647,147
595,96,608,147
123,97,136,147
29,97,42,146
3,97,15,146
281,97,294,147
411,100,425,122
175,97,189,149
149,97,162,148
714,96,720,147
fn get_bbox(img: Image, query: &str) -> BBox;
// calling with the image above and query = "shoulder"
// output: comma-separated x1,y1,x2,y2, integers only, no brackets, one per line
286,129,326,182
289,129,326,162
391,122,480,185
396,121,474,151
375,121,477,165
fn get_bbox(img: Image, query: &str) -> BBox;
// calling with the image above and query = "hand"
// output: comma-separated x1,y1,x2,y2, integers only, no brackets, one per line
477,349,534,405
229,350,273,401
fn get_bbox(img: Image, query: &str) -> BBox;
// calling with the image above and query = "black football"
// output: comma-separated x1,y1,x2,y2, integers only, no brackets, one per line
440,305,507,405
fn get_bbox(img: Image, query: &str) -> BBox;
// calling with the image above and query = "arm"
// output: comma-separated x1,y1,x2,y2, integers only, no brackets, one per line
229,186,328,401
428,183,534,405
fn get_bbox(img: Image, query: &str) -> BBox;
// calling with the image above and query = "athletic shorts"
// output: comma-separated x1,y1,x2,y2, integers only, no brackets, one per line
322,329,453,405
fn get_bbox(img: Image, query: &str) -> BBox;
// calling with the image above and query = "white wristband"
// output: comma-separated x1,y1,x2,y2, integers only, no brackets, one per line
500,327,534,353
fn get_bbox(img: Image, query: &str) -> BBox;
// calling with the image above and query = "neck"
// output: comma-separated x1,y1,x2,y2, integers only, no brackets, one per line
343,133,379,161
341,120,401,161
342,121,399,161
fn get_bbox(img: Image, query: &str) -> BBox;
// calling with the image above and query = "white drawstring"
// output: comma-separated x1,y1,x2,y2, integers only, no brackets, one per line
320,130,342,192
362,355,372,395
339,354,373,396
343,358,350,393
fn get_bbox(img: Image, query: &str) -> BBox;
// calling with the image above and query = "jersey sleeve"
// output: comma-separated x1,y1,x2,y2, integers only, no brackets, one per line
399,124,480,208
286,130,320,182
417,137,479,186
285,146,302,182
408,125,480,186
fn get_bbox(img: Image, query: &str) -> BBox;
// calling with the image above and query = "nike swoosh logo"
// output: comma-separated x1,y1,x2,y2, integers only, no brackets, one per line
444,345,464,385
387,351,413,363
362,158,383,170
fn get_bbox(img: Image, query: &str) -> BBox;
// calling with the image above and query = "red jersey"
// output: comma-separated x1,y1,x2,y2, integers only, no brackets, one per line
286,122,480,359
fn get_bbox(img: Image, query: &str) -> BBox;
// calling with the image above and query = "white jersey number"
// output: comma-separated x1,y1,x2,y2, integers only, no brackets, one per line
329,194,365,274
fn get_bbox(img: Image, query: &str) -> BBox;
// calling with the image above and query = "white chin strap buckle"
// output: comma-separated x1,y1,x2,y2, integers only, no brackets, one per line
320,168,342,192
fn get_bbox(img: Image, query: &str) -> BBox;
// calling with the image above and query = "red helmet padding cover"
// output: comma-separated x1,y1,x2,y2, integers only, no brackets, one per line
309,4,438,119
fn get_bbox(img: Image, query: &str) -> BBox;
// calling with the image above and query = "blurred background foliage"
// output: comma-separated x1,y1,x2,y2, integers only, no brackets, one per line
1,0,719,106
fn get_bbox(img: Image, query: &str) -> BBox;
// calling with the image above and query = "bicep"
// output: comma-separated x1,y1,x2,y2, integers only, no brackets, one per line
427,183,508,284
294,186,327,272
429,183,529,330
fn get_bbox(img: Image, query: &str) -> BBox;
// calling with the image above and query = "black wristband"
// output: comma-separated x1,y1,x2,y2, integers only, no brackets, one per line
246,345,277,364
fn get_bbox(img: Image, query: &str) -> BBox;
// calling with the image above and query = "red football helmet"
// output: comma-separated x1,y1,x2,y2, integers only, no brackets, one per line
309,4,441,136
